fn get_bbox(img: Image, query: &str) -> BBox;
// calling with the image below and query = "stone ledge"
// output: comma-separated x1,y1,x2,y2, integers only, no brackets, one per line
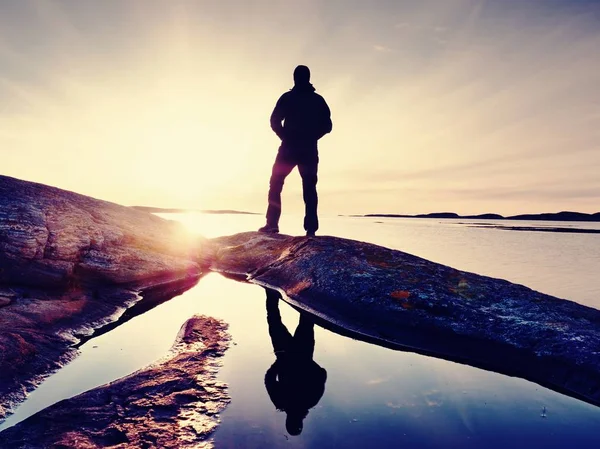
210,231,600,407
0,315,230,449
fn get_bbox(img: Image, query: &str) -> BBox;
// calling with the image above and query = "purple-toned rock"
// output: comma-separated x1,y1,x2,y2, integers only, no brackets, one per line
0,296,11,307
0,175,207,421
0,175,203,288
209,232,600,408
0,315,230,449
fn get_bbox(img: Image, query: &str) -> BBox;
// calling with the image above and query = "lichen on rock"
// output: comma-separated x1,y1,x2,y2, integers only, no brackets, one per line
210,231,600,408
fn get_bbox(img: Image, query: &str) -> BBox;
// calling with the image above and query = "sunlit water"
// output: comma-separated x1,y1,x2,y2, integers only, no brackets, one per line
1,213,599,448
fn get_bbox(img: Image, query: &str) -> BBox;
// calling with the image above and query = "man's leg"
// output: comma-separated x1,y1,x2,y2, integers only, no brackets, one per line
298,157,319,235
293,313,316,360
266,289,293,356
264,150,295,231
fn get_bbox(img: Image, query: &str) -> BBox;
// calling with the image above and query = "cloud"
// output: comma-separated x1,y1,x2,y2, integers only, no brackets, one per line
440,186,600,202
395,22,412,30
366,377,389,385
424,390,444,407
2,0,599,216
386,401,407,409
373,44,393,53
335,154,519,185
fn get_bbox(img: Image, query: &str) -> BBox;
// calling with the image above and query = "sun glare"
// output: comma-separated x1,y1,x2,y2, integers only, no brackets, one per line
1,1,599,214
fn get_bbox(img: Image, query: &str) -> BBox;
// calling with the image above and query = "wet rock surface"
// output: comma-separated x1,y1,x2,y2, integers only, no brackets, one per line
2,174,600,445
0,279,200,422
0,315,230,449
210,232,600,407
0,175,205,421
0,175,203,289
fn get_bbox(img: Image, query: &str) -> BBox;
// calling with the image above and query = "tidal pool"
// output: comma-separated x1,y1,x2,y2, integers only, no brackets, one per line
2,213,599,448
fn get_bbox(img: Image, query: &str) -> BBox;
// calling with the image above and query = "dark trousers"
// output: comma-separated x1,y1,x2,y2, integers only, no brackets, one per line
266,289,315,361
266,144,319,233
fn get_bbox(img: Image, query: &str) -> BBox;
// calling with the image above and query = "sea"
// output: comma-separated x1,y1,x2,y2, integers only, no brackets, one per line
1,213,599,448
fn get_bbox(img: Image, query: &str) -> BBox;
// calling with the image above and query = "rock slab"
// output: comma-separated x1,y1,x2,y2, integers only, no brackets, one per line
209,231,600,407
0,175,206,421
0,315,230,449
0,174,202,288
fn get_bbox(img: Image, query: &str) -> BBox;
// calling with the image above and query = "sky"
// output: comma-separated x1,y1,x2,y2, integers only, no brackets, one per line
1,0,599,216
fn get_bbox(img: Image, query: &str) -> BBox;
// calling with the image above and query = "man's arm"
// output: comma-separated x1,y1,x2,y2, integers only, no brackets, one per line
316,96,332,140
270,95,287,140
265,363,285,411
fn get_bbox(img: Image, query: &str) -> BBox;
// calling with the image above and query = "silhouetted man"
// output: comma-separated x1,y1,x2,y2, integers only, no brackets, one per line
259,65,332,237
264,289,327,436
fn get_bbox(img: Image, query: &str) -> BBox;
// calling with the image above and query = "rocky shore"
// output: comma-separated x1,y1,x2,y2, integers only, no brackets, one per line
0,315,230,449
1,175,600,446
0,175,202,289
209,231,600,407
0,175,206,420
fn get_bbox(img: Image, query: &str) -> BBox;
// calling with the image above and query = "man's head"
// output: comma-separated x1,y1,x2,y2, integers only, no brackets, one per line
293,65,311,85
285,413,304,436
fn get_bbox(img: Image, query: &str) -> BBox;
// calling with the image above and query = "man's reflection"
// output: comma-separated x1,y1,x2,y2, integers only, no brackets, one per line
264,288,327,436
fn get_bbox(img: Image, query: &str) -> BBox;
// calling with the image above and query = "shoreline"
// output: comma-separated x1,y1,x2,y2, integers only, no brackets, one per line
354,211,600,222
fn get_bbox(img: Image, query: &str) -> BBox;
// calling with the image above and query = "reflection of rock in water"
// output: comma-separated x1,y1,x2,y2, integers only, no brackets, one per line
0,316,231,449
0,174,206,421
264,289,327,436
2,172,600,445
211,231,600,409
0,278,202,423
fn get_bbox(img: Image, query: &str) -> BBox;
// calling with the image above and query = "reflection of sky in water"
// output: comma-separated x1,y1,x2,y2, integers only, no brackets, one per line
2,214,600,447
197,276,600,448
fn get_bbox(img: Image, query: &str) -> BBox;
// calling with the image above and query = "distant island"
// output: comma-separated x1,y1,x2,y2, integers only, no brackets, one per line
134,208,600,222
354,211,600,222
131,206,259,215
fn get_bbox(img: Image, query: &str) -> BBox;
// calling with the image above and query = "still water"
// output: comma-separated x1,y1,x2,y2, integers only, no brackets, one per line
1,213,599,448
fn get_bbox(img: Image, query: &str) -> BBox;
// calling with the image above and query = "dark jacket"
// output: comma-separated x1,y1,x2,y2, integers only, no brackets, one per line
270,84,332,145
264,359,327,415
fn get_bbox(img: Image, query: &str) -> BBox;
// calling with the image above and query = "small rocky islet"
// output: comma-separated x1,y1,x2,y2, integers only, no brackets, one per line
1,174,599,447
